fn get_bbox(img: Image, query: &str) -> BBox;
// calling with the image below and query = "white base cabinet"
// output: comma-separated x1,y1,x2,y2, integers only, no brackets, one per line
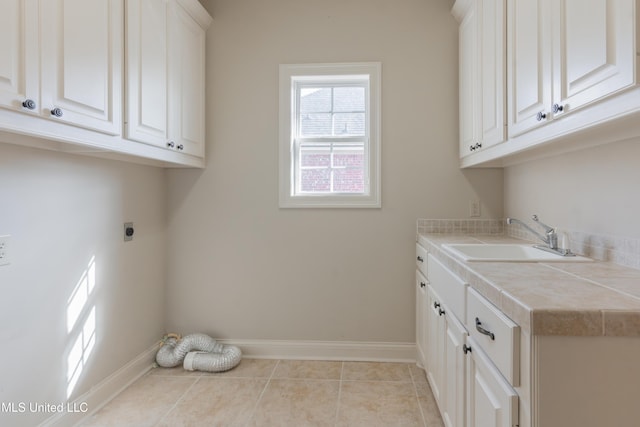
466,336,518,427
417,247,519,427
417,241,640,427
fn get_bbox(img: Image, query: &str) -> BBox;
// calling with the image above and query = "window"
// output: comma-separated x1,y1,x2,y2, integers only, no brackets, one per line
279,63,381,208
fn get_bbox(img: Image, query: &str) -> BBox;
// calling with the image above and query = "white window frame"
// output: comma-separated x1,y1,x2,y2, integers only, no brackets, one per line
279,62,381,208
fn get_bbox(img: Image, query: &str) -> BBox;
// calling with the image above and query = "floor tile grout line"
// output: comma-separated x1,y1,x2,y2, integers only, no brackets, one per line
334,361,345,427
242,359,281,427
153,374,202,426
410,364,429,427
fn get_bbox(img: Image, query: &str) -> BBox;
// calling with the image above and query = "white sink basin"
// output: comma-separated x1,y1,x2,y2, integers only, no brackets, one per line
442,244,592,262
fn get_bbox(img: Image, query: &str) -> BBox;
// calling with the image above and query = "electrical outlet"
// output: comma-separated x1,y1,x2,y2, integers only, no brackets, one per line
124,222,134,241
0,235,11,266
469,200,481,217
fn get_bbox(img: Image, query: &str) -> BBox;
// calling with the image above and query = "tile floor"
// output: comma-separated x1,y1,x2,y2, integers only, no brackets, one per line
82,359,444,426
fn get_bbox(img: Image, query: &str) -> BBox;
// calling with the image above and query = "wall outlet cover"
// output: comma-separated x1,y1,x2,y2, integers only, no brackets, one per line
469,200,481,217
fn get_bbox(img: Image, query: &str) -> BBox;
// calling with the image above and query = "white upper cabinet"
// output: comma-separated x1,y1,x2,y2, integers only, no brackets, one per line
506,0,553,137
40,0,123,135
167,0,208,158
126,0,209,158
551,0,637,114
126,0,169,147
456,0,640,167
508,0,638,138
0,0,211,167
0,0,39,117
0,0,121,134
454,0,506,157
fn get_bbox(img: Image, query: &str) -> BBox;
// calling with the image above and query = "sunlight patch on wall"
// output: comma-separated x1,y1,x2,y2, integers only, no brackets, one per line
66,256,97,399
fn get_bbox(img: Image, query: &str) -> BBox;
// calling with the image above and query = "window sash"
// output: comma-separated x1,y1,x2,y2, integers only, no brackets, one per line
295,81,369,139
294,138,369,195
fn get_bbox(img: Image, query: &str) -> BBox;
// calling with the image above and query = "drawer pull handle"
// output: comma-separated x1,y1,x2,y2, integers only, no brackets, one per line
417,256,424,262
438,308,445,316
475,317,495,340
463,344,472,354
433,301,440,309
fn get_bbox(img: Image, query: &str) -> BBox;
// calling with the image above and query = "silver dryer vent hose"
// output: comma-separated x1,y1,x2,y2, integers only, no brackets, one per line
155,333,242,372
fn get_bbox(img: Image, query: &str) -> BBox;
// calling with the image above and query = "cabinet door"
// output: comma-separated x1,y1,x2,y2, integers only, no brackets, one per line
126,0,169,147
168,1,207,157
442,311,467,427
416,271,428,370
479,0,506,148
466,337,518,427
426,285,445,405
40,0,122,135
552,0,637,114
507,0,553,137
0,0,39,115
458,0,479,158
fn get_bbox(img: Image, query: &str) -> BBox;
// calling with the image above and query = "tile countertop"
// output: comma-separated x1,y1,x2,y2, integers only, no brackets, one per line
418,233,640,337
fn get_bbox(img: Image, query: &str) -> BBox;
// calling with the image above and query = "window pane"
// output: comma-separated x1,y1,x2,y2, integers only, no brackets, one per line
300,88,331,113
334,87,365,112
300,113,331,136
333,167,365,193
300,147,330,167
300,168,331,192
333,113,365,136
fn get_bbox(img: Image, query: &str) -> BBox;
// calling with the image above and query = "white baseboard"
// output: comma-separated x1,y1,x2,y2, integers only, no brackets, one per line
39,344,157,427
218,339,417,363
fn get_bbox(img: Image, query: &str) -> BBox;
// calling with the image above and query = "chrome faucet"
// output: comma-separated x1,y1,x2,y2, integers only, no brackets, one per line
506,215,574,256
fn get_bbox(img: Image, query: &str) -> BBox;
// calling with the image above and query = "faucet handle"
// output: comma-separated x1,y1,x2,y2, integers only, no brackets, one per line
531,214,554,233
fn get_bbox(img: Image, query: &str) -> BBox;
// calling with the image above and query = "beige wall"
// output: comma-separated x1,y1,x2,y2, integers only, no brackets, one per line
0,144,166,426
166,0,503,343
504,139,640,239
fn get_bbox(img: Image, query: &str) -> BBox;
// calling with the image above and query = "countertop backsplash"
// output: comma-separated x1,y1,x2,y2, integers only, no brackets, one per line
417,218,640,270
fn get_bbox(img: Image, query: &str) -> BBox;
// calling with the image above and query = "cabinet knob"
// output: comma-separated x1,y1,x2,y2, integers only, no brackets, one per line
536,111,547,122
420,281,426,288
463,344,472,354
22,99,36,110
417,256,424,263
50,107,63,118
433,301,440,309
470,142,482,152
438,308,445,316
177,144,184,151
167,141,175,148
552,103,565,113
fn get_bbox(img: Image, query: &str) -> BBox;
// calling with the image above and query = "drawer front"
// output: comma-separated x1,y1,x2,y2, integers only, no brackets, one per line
466,287,520,386
416,243,428,277
427,254,466,323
